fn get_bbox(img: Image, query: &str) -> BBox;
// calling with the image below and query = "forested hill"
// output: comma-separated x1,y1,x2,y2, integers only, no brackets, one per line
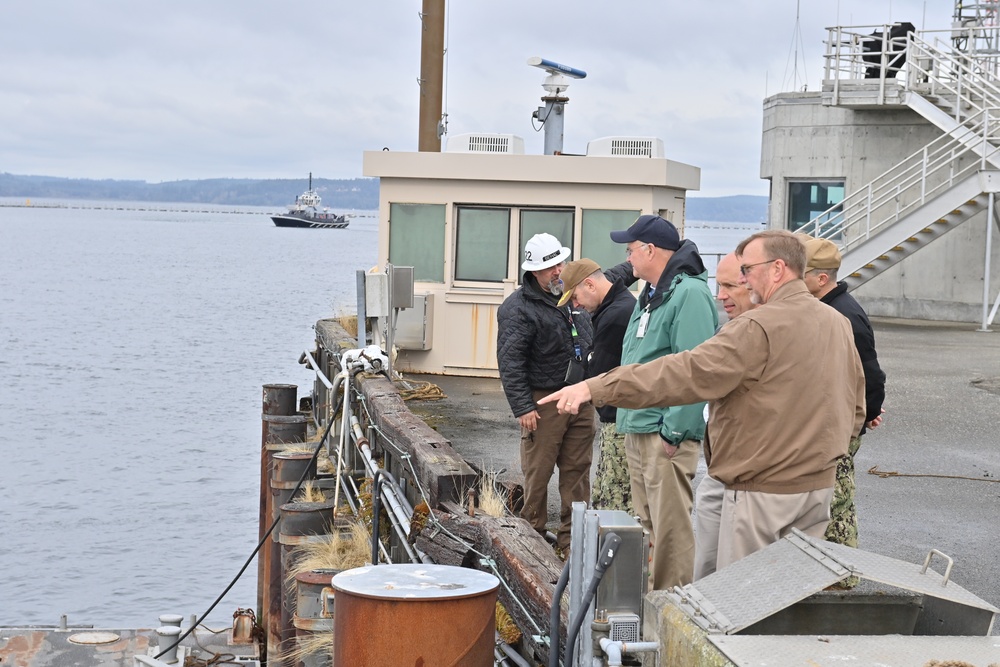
1,173,768,222
0,174,378,210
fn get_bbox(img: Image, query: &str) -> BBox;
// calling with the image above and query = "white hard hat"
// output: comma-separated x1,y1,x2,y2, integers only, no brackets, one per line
521,233,571,271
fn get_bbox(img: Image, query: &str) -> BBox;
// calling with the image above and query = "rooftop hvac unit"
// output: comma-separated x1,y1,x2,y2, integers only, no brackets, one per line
446,133,525,154
587,136,664,158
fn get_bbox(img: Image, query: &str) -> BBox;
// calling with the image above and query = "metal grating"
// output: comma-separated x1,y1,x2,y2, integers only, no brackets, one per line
611,138,654,157
709,634,1000,666
468,135,510,153
608,613,640,643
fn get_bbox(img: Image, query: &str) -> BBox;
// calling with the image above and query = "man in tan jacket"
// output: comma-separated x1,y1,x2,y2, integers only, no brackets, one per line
541,230,866,570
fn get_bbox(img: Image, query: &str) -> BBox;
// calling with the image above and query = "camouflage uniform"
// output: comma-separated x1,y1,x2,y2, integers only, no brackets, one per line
591,422,634,515
825,435,862,547
826,435,862,588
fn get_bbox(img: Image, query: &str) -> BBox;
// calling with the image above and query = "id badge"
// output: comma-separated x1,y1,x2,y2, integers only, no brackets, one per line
636,310,650,338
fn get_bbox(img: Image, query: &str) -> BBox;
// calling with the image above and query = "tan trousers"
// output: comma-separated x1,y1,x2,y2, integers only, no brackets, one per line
693,475,725,580
519,390,595,550
623,433,699,590
716,487,834,570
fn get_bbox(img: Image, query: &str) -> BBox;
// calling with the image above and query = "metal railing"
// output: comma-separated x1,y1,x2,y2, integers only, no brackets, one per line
797,107,1000,252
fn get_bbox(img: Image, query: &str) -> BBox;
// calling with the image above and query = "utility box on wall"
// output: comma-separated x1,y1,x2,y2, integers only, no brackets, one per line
395,294,434,350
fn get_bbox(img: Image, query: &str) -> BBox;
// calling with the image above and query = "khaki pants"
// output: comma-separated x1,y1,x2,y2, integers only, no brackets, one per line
624,433,699,590
717,487,834,570
519,390,595,550
693,475,725,580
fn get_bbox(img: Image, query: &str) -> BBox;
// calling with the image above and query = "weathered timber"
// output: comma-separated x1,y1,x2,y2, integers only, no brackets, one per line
314,319,477,512
421,502,567,663
413,507,483,567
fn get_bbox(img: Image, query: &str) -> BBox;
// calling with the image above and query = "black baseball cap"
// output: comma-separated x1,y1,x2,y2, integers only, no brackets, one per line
610,214,681,251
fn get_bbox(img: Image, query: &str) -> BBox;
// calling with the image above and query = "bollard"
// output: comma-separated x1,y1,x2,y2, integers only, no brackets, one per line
156,626,182,664
158,614,183,629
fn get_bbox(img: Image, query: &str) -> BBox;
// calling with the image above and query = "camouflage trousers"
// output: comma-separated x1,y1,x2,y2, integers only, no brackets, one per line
591,422,635,515
825,435,862,548
825,435,862,589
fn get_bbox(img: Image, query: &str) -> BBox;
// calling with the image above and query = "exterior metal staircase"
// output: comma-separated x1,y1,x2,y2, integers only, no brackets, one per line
805,24,1000,325
796,109,1000,289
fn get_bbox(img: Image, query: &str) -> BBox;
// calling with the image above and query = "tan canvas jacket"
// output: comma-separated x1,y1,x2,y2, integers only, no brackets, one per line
588,280,866,494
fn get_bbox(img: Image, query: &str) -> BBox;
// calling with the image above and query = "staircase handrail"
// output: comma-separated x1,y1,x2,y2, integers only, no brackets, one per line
797,107,1000,252
906,33,1000,122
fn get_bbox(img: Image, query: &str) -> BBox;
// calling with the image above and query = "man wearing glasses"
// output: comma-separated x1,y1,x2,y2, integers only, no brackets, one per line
541,230,865,571
603,214,717,589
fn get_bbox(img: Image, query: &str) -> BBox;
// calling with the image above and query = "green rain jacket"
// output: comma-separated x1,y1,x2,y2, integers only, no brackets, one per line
615,239,718,442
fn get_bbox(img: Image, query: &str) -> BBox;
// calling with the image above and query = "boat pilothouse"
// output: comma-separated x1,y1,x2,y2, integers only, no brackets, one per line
271,172,349,229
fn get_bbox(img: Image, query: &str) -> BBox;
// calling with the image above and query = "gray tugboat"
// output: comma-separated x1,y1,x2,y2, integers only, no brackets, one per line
271,173,349,229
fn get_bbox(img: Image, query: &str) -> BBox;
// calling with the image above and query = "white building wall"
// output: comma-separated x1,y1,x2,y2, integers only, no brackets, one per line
761,92,1000,322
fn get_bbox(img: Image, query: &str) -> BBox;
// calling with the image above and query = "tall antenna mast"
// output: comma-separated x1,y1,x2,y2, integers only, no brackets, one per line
782,0,809,91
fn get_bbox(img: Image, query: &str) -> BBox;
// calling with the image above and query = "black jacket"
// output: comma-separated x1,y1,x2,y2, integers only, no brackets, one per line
497,272,594,417
821,281,886,433
587,263,638,423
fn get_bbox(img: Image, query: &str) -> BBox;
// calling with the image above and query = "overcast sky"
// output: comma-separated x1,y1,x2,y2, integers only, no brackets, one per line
1,1,951,197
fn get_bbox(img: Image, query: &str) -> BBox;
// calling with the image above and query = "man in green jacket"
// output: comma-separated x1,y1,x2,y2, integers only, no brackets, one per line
609,215,718,589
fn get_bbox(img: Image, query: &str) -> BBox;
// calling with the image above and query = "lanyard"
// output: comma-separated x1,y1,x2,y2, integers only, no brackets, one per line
566,308,583,361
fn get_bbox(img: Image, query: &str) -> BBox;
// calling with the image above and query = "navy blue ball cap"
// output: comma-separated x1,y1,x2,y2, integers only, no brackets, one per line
610,214,681,251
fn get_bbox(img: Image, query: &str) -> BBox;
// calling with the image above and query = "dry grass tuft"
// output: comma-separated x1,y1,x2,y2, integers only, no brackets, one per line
496,601,521,644
296,480,327,503
478,471,508,518
286,520,371,584
281,631,335,665
334,309,358,337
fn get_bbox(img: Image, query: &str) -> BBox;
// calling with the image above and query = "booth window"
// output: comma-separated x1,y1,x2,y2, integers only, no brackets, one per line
582,209,641,269
388,203,446,283
518,209,575,273
455,207,511,282
787,180,845,234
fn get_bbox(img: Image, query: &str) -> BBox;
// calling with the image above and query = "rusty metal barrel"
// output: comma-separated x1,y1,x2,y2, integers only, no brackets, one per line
331,564,499,666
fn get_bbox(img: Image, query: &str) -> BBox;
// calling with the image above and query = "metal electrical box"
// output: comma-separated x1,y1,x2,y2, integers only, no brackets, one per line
394,294,434,350
365,273,389,318
391,265,414,310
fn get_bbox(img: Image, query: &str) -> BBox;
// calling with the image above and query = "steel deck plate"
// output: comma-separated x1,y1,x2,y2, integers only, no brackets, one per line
669,533,846,633
709,634,1000,666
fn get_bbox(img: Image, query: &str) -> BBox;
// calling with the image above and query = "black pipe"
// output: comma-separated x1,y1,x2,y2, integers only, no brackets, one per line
564,532,622,667
548,559,572,667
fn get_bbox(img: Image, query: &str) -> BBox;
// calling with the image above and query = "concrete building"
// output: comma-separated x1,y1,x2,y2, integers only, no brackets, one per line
760,15,1000,326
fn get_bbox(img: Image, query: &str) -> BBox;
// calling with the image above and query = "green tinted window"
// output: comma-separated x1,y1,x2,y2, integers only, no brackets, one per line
519,210,574,265
455,207,510,282
581,209,640,269
388,203,446,282
787,181,845,235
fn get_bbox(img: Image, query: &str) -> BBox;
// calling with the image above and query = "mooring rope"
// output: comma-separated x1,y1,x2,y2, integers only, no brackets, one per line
868,465,999,483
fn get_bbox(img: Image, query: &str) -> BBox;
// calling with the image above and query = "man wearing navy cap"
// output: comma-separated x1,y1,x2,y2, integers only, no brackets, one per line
607,214,717,589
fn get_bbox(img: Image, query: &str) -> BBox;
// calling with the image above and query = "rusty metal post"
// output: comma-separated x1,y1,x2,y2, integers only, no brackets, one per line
260,384,300,667
279,500,336,664
418,0,446,151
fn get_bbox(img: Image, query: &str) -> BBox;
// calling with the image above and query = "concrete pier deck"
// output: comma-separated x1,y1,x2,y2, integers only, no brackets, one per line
406,317,1000,625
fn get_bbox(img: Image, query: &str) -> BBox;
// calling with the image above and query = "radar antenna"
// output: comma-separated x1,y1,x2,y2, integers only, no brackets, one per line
527,57,586,155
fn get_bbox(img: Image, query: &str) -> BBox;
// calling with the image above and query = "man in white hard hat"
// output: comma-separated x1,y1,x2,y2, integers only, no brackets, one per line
497,233,595,555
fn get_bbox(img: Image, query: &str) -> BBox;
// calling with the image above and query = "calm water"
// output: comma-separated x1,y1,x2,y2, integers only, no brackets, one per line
0,201,756,628
0,200,378,628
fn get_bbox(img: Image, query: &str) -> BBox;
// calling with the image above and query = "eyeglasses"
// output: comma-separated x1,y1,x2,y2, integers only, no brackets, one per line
739,259,777,276
626,243,649,258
